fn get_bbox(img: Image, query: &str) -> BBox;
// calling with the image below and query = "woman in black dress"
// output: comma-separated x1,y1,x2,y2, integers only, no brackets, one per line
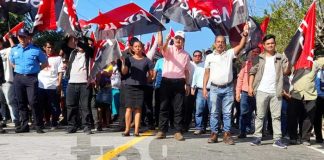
120,39,154,136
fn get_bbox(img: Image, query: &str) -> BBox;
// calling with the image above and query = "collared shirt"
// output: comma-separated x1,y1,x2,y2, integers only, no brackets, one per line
236,60,252,95
191,62,211,89
9,44,47,74
38,56,64,89
205,49,236,85
154,58,164,88
291,59,324,100
0,47,14,82
162,45,190,79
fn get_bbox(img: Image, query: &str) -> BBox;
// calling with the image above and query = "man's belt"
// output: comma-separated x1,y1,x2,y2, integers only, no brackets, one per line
16,73,38,77
211,81,232,88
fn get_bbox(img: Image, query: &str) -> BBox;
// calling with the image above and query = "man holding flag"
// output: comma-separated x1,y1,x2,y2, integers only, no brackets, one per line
203,23,249,145
285,2,324,146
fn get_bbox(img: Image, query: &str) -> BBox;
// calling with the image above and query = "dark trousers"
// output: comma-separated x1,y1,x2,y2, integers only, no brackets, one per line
14,74,43,129
314,97,324,141
66,83,92,128
38,88,61,126
142,85,154,126
154,88,161,127
184,94,195,130
287,98,316,141
159,78,185,133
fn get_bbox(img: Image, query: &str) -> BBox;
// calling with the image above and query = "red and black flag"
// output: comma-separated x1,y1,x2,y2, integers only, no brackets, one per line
86,3,165,39
3,21,24,41
32,0,57,32
284,2,316,70
228,17,263,55
57,0,82,37
258,16,270,52
225,0,248,29
90,39,122,80
162,0,201,32
149,0,168,22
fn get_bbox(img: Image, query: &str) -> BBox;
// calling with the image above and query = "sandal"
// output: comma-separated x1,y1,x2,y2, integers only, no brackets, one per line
133,133,140,137
122,132,130,137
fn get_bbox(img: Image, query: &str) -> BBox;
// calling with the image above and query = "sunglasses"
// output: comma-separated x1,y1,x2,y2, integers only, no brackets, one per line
193,55,202,57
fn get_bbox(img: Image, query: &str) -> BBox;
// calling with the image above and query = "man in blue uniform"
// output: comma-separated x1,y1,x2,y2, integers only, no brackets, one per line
9,29,48,133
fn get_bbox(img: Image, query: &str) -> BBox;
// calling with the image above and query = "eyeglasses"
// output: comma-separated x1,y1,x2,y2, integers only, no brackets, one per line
193,55,202,57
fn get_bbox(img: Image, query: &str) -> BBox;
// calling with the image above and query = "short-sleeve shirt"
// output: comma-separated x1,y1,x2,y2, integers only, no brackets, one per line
38,56,64,89
125,56,154,86
204,49,236,85
154,58,164,88
9,44,47,74
162,45,190,79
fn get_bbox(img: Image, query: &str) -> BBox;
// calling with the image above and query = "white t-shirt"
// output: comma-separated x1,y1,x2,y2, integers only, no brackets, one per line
69,52,88,83
0,48,14,82
38,56,64,89
204,49,236,85
257,55,276,94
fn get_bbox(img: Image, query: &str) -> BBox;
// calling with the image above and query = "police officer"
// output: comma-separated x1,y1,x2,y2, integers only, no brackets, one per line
9,29,48,133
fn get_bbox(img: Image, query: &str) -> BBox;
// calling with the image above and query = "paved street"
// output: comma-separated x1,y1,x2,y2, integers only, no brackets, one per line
0,126,324,160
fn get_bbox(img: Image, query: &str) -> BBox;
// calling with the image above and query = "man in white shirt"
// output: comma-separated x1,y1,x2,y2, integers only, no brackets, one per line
191,50,210,135
38,41,64,130
65,38,94,134
248,34,290,149
0,36,20,128
203,24,249,145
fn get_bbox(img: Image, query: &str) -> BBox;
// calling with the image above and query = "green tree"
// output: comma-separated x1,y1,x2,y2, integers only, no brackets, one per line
265,0,324,55
0,13,24,36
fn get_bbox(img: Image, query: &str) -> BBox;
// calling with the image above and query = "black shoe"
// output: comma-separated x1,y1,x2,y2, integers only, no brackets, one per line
95,126,103,132
316,139,323,143
66,127,78,134
36,127,45,134
83,127,93,135
238,133,247,139
1,123,7,128
15,127,30,133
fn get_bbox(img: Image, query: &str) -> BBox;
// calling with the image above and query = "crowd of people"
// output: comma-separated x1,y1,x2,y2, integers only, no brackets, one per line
0,25,323,150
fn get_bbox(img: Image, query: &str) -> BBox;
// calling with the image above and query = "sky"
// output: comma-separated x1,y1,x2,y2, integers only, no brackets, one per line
76,0,274,54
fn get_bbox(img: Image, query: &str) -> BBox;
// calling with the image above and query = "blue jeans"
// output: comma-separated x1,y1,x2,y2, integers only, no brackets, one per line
195,89,210,131
209,84,234,133
281,99,288,137
239,91,255,134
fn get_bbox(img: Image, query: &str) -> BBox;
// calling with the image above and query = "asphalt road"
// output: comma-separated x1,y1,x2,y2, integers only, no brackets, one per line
0,125,323,160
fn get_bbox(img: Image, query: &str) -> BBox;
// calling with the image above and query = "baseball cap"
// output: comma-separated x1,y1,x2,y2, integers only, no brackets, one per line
17,29,29,37
175,31,185,39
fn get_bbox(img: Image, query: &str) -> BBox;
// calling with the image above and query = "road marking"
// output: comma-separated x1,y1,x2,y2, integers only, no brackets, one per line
96,130,154,160
306,146,324,155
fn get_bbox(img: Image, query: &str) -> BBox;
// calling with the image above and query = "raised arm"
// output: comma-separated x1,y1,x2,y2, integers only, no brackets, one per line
233,23,249,56
158,30,172,56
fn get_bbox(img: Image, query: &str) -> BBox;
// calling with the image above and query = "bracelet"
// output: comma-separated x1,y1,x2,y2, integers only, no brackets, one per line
243,33,248,37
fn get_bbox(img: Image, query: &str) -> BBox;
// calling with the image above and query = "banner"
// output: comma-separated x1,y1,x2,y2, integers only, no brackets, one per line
284,2,316,70
86,3,166,39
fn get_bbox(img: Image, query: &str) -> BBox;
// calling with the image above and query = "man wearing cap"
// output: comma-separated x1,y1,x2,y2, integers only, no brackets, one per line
203,24,249,145
156,30,190,141
9,29,48,133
